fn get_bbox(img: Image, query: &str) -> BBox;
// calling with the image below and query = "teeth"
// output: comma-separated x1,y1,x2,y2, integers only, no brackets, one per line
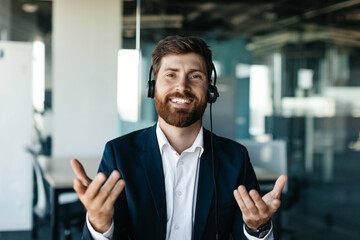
171,98,191,104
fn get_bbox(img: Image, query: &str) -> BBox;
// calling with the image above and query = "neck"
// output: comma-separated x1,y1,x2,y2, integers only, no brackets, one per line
158,117,202,154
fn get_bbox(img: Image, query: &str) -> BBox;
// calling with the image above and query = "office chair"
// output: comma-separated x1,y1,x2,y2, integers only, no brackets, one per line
28,149,85,240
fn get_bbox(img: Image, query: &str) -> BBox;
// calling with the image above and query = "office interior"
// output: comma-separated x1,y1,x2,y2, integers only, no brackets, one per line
1,0,360,239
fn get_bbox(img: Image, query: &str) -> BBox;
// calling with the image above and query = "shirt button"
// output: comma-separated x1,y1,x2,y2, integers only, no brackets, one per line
178,160,184,166
176,191,182,197
174,224,180,230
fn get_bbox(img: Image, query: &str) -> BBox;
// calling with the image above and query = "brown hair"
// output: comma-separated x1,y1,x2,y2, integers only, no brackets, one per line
151,35,213,82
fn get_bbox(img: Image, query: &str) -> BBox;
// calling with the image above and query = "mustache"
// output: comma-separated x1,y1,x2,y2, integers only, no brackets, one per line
166,91,196,100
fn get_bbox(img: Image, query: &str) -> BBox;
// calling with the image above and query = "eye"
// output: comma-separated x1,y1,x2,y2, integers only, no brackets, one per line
190,73,203,80
166,73,175,78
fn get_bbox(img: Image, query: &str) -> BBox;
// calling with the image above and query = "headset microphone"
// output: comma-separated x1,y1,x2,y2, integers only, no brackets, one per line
207,64,219,240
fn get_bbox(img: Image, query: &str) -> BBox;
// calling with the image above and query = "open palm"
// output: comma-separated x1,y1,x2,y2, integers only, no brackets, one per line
233,175,287,230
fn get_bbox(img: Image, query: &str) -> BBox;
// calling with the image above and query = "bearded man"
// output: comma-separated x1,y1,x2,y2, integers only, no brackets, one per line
71,35,287,240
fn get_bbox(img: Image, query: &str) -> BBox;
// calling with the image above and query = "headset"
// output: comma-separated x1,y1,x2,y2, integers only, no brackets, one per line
147,64,219,103
147,63,220,239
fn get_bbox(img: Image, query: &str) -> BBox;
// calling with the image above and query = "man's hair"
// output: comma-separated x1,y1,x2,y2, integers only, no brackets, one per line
151,35,213,82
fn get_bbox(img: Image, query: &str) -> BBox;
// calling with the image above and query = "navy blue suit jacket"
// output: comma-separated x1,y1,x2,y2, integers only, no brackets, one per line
82,125,259,240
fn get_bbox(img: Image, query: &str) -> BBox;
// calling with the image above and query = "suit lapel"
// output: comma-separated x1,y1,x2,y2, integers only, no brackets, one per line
193,129,218,240
141,125,167,239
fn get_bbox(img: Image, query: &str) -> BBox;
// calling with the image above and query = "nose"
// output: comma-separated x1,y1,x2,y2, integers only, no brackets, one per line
175,74,190,92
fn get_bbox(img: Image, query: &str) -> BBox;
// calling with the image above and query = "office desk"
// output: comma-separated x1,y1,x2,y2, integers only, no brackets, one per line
43,157,100,240
43,159,279,240
253,166,280,183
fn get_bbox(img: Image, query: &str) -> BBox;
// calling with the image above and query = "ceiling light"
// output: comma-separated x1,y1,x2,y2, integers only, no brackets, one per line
22,3,39,13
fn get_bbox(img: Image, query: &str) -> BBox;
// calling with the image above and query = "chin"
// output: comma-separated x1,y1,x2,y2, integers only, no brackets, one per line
155,95,207,128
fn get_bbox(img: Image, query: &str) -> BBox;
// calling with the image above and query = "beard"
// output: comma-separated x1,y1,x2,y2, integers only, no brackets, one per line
155,91,207,128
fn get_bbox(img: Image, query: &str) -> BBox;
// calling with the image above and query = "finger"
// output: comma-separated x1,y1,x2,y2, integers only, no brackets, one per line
70,158,92,186
233,189,250,216
94,170,121,203
105,179,126,205
269,198,281,214
271,175,288,199
249,189,268,212
237,185,258,214
73,178,87,195
86,172,108,199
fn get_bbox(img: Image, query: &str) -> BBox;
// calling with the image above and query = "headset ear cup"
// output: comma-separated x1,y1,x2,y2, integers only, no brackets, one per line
207,85,219,103
147,80,155,98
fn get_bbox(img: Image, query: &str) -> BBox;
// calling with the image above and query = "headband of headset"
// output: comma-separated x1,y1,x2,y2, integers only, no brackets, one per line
147,64,219,103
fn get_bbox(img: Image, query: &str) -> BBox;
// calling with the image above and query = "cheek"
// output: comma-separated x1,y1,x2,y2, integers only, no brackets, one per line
155,81,172,95
154,86,171,102
197,85,209,98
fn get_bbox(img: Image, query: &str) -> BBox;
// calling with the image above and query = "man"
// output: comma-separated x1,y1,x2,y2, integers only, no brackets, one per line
71,35,287,240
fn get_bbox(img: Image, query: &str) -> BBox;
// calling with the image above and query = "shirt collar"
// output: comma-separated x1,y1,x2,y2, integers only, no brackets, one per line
156,123,204,156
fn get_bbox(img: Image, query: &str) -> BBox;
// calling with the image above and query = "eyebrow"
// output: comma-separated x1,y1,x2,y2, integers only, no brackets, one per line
163,67,179,72
163,67,205,74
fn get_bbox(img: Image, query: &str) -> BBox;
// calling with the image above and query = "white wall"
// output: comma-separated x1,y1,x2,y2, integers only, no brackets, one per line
0,42,33,231
52,0,121,158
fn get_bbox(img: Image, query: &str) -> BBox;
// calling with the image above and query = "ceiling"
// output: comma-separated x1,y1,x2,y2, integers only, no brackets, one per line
124,1,360,36
15,0,360,50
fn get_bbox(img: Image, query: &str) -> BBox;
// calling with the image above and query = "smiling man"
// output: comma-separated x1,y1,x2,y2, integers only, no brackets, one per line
154,53,208,130
71,35,287,240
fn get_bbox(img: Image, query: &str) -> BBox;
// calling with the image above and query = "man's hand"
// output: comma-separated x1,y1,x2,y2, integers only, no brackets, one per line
233,175,287,230
71,158,126,233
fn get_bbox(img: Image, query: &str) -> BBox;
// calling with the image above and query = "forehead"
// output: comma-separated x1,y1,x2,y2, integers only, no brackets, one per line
159,53,207,72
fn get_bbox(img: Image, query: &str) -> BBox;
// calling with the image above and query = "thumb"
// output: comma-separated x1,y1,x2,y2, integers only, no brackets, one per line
70,158,92,187
272,175,287,199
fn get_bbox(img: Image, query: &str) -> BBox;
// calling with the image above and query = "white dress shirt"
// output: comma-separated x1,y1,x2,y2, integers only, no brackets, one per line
87,124,274,240
157,124,203,239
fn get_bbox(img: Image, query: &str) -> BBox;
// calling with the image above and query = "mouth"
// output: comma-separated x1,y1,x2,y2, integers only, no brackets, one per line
170,98,192,104
168,97,194,109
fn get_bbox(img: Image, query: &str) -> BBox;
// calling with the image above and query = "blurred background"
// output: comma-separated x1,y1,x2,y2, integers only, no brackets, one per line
1,0,360,239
